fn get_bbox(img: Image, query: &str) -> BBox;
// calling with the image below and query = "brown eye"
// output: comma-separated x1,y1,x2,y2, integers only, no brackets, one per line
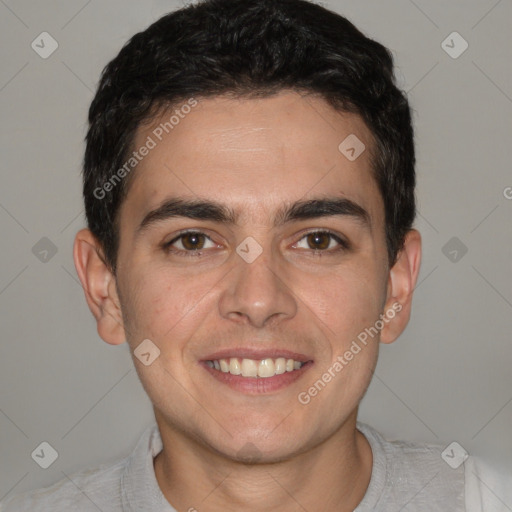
180,232,206,250
306,232,331,250
294,231,349,252
165,231,216,253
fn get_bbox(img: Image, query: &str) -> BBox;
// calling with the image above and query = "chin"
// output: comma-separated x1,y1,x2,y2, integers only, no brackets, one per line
204,423,312,464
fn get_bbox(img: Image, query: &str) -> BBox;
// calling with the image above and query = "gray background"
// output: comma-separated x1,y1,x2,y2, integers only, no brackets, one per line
1,0,511,500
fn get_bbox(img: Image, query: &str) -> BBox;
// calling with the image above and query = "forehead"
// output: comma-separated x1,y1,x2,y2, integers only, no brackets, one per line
120,91,383,228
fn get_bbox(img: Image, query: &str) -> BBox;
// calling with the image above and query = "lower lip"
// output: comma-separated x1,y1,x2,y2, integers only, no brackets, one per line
201,361,314,394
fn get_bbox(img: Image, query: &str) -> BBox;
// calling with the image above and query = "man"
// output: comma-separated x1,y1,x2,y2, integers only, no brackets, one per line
1,0,510,510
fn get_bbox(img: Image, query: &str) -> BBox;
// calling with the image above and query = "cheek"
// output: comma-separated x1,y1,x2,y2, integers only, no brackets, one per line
120,264,220,347
297,271,383,411
298,265,385,341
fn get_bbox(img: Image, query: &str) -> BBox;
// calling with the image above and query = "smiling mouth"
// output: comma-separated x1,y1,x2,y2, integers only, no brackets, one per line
205,357,309,378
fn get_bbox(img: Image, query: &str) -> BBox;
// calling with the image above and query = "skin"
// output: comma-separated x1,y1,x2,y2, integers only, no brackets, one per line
74,90,421,511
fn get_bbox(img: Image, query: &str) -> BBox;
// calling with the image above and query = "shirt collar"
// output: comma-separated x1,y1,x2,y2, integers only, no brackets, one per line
353,421,387,511
119,421,383,511
121,423,176,512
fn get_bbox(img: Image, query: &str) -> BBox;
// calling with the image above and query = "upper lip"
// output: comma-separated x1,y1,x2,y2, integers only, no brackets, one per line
201,348,313,363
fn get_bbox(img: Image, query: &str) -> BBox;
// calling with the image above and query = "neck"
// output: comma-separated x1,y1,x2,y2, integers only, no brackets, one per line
153,410,373,512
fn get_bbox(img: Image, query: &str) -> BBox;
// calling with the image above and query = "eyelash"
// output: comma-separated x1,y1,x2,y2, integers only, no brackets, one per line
295,230,350,254
162,229,350,257
162,230,217,258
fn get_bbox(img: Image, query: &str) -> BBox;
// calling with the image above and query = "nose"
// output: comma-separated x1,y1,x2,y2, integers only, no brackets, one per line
218,249,298,328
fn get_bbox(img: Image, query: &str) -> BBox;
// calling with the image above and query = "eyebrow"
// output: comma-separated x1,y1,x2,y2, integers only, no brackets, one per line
136,196,371,236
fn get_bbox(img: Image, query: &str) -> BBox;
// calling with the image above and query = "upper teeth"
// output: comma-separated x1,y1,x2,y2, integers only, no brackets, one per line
207,357,303,378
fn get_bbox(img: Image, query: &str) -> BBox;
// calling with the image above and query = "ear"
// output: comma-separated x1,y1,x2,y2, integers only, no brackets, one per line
380,229,422,344
73,228,126,345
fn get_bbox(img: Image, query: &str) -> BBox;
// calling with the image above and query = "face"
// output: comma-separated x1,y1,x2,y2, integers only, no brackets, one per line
103,91,396,461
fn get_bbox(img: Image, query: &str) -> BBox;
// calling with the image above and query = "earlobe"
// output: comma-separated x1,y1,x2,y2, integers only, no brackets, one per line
380,229,422,344
73,228,126,346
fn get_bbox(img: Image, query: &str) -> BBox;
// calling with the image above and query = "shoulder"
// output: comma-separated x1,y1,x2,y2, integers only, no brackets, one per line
0,423,161,512
0,458,126,512
357,422,512,511
356,422,465,510
464,455,512,512
358,421,467,481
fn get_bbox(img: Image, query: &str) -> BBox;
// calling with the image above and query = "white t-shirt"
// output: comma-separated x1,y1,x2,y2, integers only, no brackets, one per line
1,422,510,511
